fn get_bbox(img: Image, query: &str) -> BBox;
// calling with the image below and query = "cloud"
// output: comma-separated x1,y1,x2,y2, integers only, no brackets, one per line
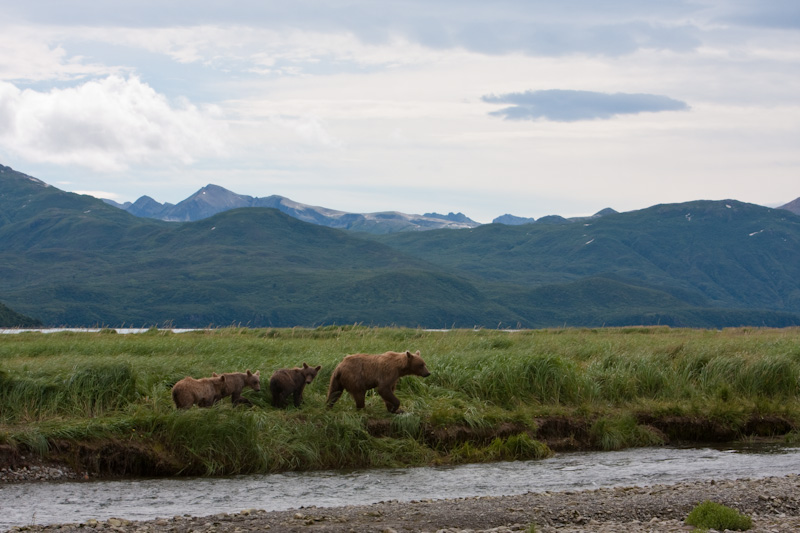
713,0,800,30
2,1,705,64
0,76,227,171
0,26,119,82
269,115,341,148
482,89,690,122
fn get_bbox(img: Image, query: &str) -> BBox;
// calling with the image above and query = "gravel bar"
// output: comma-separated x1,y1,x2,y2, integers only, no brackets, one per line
6,474,800,532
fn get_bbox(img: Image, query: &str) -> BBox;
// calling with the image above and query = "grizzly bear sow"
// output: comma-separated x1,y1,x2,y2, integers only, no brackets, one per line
212,370,261,406
172,374,226,409
327,350,430,413
269,362,322,408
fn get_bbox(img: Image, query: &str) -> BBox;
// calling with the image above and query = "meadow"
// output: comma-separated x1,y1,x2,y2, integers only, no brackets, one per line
1,326,799,477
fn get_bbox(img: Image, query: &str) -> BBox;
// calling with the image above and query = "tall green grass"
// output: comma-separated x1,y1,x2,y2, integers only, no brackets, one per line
1,326,798,475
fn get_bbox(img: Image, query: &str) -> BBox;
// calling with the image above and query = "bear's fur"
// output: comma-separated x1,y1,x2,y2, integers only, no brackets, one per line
327,350,430,413
172,374,227,409
212,370,261,406
269,362,322,408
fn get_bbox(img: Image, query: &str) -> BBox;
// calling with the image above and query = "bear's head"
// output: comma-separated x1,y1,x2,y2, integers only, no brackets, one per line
301,362,322,384
245,369,261,391
405,350,431,378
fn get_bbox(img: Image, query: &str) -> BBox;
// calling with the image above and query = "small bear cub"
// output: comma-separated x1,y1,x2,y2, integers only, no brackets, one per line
269,363,322,408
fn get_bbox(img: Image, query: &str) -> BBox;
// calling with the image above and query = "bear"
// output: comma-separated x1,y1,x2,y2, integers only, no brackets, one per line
269,362,322,408
172,374,227,409
326,350,430,413
212,370,261,406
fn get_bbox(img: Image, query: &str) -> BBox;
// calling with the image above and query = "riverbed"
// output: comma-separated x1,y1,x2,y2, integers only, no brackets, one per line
3,443,799,530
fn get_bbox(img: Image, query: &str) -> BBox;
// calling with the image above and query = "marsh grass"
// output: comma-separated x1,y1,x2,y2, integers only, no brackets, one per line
1,326,799,474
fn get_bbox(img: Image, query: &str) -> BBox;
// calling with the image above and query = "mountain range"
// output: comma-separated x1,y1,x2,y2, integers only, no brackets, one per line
2,163,800,329
104,183,630,232
105,182,800,233
104,185,482,233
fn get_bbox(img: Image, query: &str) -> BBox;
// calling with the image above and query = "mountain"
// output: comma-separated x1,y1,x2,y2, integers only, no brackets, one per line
492,208,618,225
367,200,800,327
3,163,800,329
779,197,800,216
492,214,536,225
0,301,42,328
107,184,481,233
0,165,504,327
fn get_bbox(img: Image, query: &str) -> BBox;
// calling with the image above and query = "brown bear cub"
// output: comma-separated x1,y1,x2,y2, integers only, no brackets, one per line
212,370,261,406
269,363,322,408
172,374,227,409
327,350,430,413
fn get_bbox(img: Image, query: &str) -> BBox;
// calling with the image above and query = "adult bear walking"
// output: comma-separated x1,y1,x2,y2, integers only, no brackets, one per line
326,350,430,413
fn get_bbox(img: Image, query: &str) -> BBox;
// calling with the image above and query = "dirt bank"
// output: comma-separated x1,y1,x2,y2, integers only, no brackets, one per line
7,474,800,532
3,413,794,482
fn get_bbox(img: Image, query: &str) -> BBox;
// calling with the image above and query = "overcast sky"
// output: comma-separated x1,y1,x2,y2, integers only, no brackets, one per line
1,1,798,223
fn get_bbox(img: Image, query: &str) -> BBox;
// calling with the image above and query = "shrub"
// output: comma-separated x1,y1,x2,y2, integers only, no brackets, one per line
685,500,752,531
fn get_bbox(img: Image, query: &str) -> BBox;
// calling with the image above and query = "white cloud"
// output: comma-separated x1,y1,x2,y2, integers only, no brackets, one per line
0,26,117,81
1,2,798,222
0,76,227,171
74,190,124,201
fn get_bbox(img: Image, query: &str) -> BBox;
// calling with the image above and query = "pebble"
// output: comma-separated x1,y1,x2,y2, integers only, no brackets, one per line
0,461,84,483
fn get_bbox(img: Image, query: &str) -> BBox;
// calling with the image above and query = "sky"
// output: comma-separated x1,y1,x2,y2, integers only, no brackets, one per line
1,1,799,223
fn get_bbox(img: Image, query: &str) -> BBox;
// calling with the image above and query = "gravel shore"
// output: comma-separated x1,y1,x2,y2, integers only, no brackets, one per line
5,474,800,532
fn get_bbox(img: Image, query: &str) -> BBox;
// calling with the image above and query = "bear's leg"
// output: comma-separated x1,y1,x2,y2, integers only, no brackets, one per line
351,390,367,409
326,377,344,407
293,386,304,408
272,387,287,408
269,382,282,408
279,390,293,408
377,385,401,413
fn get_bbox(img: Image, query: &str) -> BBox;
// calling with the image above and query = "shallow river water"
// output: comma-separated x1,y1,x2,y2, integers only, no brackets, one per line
3,443,800,530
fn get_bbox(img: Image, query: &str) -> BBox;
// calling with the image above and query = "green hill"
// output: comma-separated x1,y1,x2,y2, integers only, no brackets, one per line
1,164,799,328
0,301,42,327
369,200,800,326
0,165,506,327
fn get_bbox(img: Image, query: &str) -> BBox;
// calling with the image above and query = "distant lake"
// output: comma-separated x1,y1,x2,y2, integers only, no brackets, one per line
0,328,199,334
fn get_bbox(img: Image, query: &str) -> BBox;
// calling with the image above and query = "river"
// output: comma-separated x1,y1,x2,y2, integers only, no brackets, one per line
2,443,799,530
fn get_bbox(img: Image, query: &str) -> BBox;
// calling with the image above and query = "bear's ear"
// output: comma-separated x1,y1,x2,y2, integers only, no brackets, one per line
415,350,421,356
212,372,219,377
315,365,321,371
219,375,226,382
406,351,412,357
246,369,252,376
255,370,260,376
303,362,309,369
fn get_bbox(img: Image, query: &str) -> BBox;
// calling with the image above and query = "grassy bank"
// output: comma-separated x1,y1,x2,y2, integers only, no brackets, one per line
1,326,799,477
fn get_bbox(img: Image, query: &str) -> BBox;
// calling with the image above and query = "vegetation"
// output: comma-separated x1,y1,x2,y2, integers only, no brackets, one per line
0,301,41,328
1,326,798,477
2,167,800,328
685,500,753,531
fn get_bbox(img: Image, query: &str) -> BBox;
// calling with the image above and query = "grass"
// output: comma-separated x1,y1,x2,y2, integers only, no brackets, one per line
0,326,799,476
685,500,752,531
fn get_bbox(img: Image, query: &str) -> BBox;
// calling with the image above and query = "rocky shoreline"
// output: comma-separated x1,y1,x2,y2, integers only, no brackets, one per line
5,473,800,532
0,455,85,484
